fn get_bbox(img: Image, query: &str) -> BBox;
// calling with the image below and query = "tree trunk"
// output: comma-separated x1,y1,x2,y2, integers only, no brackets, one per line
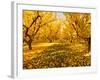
28,43,32,50
49,39,52,43
88,37,91,51
84,37,91,52
28,40,32,50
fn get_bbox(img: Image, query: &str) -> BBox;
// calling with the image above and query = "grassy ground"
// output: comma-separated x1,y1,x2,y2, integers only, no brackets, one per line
23,42,91,69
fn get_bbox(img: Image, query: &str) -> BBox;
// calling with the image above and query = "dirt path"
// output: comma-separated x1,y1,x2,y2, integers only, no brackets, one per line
24,43,60,61
33,43,60,47
23,42,91,69
24,43,60,49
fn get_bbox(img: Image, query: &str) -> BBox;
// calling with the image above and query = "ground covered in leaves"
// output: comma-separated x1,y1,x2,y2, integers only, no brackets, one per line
23,43,91,69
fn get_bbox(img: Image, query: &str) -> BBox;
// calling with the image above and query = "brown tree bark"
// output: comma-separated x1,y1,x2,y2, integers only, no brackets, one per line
28,40,32,50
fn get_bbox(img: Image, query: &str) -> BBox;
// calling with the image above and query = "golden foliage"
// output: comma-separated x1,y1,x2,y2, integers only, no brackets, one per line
23,10,91,69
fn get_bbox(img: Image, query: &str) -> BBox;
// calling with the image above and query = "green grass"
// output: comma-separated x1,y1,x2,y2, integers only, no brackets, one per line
23,43,91,69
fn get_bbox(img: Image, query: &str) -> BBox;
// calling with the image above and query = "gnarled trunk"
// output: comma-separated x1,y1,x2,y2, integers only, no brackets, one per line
28,40,32,50
84,37,91,52
87,37,91,52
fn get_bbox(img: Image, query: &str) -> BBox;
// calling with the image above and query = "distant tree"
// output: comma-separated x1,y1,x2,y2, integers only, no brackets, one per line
39,20,61,42
64,13,91,51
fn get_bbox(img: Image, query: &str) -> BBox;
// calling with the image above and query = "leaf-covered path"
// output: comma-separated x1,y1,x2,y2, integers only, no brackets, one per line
23,42,91,69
